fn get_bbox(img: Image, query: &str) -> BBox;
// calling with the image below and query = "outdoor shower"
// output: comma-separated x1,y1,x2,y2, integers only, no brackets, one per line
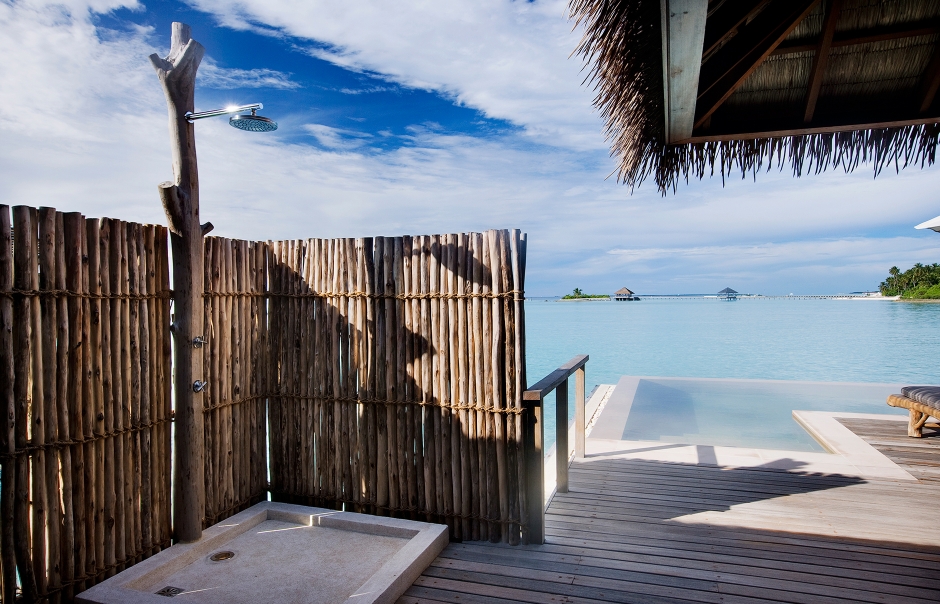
184,103,278,132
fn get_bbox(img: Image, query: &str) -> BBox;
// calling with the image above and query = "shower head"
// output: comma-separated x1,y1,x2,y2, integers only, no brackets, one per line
229,109,278,132
185,103,277,132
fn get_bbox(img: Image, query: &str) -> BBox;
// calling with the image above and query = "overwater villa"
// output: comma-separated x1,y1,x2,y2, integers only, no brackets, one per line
614,286,640,301
3,1,940,603
718,287,739,300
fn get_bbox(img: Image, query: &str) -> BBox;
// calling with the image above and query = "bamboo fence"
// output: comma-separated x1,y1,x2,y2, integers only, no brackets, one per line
202,237,269,526
0,205,172,603
259,230,528,544
1,223,528,603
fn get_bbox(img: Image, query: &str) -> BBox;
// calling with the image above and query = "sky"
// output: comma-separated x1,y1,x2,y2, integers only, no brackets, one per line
2,0,939,296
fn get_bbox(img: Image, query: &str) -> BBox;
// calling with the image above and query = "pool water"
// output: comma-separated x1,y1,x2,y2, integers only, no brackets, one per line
524,298,939,450
589,376,904,452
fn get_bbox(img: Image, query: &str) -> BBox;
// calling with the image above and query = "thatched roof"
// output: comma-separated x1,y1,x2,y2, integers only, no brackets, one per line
718,287,738,294
615,287,635,295
570,0,940,193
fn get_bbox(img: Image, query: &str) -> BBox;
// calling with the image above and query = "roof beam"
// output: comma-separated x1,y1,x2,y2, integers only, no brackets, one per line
702,0,771,61
695,0,821,130
803,0,842,123
773,20,940,55
918,44,940,114
678,113,940,143
661,0,708,143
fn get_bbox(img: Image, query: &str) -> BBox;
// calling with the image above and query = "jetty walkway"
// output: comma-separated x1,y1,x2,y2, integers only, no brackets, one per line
637,294,888,300
400,410,940,602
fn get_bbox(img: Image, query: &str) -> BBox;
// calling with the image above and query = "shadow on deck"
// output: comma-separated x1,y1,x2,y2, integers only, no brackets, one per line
400,442,940,603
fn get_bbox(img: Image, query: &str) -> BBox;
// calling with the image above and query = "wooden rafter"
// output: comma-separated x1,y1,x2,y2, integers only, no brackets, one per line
695,0,821,130
677,113,940,144
662,0,708,142
702,0,771,62
919,43,940,113
773,20,940,55
804,0,842,123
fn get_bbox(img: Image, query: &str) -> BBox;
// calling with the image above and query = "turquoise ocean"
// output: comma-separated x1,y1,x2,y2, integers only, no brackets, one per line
525,297,940,449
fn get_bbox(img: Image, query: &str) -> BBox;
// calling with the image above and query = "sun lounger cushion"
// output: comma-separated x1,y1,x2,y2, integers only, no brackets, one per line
900,386,940,412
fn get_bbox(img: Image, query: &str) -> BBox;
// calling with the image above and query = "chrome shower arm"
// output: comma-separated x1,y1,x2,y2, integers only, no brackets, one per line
185,103,262,122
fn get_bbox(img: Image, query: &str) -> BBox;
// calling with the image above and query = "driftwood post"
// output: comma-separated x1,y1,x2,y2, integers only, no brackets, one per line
150,22,208,543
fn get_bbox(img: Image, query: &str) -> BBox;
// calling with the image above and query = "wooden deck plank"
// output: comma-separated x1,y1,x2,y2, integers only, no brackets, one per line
436,544,936,600
397,597,455,604
551,488,940,515
542,521,940,566
400,418,940,604
420,565,754,604
565,467,928,496
411,574,617,604
422,559,905,604
450,538,938,582
397,596,455,604
562,475,932,502
403,583,529,604
545,502,940,549
838,418,940,484
553,486,940,510
547,497,935,530
426,562,700,604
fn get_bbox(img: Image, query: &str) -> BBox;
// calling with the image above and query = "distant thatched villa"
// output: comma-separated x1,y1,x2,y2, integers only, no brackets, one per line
718,287,738,301
615,287,640,301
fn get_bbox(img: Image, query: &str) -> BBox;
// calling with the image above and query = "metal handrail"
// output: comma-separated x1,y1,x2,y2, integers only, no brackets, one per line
522,354,588,544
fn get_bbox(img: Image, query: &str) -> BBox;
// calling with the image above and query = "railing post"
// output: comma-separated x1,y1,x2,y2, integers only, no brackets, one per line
575,366,586,459
556,379,569,493
522,397,544,545
523,354,588,545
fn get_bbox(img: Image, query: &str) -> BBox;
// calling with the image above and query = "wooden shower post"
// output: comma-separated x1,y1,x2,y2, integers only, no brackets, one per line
150,22,208,543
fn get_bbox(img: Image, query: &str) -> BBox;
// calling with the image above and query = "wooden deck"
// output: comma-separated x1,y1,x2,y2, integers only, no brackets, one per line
399,419,940,603
838,416,940,484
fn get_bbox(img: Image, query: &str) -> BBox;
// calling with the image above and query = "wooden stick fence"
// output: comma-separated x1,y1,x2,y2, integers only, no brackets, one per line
202,237,269,526
253,230,528,543
1,221,528,602
197,230,528,543
0,206,172,603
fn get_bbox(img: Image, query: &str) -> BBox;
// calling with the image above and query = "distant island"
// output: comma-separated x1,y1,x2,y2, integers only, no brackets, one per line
561,288,610,300
880,263,940,299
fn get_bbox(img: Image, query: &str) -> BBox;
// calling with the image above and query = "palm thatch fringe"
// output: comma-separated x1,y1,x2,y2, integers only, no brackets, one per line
569,0,940,193
570,0,664,189
653,124,940,192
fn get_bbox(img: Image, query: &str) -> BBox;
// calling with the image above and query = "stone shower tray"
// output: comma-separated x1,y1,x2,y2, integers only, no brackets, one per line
76,501,448,604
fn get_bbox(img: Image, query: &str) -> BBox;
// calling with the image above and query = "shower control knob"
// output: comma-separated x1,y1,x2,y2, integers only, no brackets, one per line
193,380,207,393
192,336,207,348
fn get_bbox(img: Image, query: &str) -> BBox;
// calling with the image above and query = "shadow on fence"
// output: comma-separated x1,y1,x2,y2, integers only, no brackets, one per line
202,232,529,543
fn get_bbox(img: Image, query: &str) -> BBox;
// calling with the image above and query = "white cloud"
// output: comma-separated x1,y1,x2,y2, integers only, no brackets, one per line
0,0,170,220
302,123,372,149
185,0,604,149
598,238,940,288
2,0,940,299
198,60,300,89
338,85,397,95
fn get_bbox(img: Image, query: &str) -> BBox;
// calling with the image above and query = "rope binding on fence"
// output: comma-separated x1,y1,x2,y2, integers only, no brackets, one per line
202,289,525,301
0,288,173,300
204,392,526,414
0,416,173,460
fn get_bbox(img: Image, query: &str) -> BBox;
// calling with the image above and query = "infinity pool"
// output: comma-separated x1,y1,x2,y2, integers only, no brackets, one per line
527,298,938,452
586,376,906,452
